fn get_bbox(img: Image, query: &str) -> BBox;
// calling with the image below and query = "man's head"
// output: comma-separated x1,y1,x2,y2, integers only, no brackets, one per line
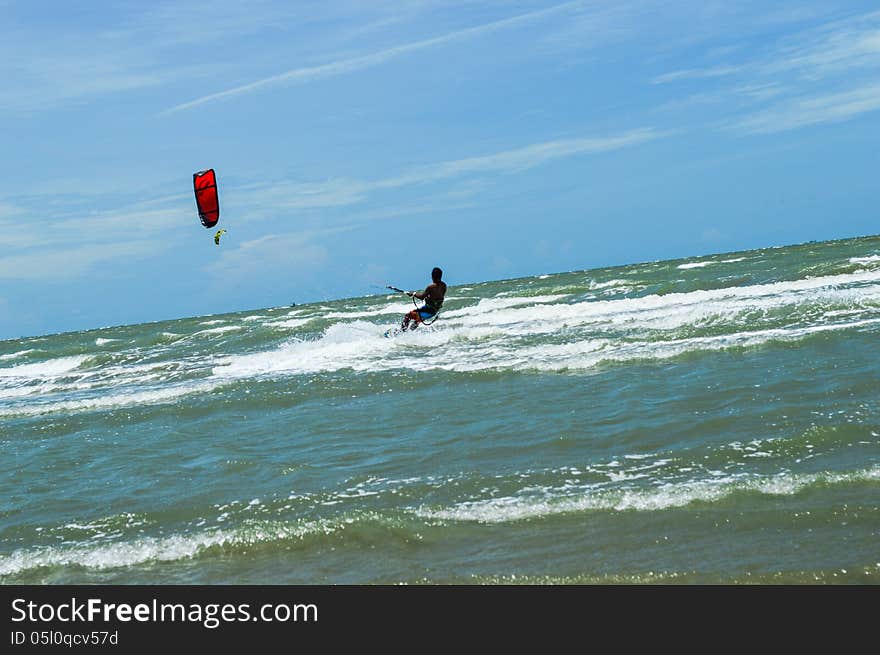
431,267,443,282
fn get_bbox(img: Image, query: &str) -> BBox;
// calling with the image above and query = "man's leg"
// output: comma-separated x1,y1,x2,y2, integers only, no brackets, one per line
402,309,418,330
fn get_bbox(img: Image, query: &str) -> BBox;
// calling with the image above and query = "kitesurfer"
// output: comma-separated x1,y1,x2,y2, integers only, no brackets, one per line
401,267,446,331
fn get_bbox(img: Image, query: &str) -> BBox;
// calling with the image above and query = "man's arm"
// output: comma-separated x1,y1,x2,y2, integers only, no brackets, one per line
410,284,432,300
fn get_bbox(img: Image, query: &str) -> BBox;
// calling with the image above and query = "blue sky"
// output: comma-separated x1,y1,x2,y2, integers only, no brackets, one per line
1,0,879,339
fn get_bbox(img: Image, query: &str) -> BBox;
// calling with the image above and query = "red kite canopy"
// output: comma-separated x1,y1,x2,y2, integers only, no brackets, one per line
193,169,219,228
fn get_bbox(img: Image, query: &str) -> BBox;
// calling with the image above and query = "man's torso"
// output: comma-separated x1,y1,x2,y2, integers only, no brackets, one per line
423,282,446,309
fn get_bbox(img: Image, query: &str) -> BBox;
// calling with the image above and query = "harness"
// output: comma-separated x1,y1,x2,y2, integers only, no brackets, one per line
413,294,441,325
424,297,443,312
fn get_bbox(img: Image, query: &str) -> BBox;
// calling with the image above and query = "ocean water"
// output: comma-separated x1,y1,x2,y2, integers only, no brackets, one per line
2,236,879,584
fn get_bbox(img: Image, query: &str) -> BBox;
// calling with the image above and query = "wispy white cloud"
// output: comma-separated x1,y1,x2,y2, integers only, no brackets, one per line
0,207,182,281
0,201,23,222
0,241,157,280
652,10,880,135
338,197,479,226
763,12,880,78
654,81,788,114
0,51,170,113
0,1,328,113
202,228,354,278
752,5,830,29
532,1,642,54
164,0,585,113
652,65,743,85
733,83,787,102
733,82,880,134
0,205,185,251
107,1,308,47
384,128,660,184
232,128,662,212
0,193,191,282
233,178,374,212
654,11,880,87
1,125,658,283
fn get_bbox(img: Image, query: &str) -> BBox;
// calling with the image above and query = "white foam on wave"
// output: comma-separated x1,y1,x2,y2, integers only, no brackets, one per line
209,269,880,378
0,355,89,380
0,351,213,401
262,318,314,330
10,266,878,408
823,309,863,318
0,378,129,402
589,278,629,290
678,257,745,269
95,338,119,346
508,317,880,372
211,316,519,379
323,302,408,319
0,382,216,418
451,268,880,335
0,385,57,401
417,465,880,523
0,533,229,576
192,326,243,337
84,357,209,385
214,322,399,377
0,518,341,577
850,255,880,265
0,349,35,361
441,294,567,318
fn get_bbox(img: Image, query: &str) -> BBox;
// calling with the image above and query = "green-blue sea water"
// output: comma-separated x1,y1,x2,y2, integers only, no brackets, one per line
2,236,879,584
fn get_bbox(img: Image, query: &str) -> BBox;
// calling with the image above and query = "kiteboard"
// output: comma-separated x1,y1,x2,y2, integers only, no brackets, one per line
385,325,434,338
384,326,422,338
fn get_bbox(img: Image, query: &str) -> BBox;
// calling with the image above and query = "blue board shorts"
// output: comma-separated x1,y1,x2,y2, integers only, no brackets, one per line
416,306,437,320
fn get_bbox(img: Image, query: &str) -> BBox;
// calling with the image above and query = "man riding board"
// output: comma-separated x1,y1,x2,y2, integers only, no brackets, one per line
401,267,447,331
